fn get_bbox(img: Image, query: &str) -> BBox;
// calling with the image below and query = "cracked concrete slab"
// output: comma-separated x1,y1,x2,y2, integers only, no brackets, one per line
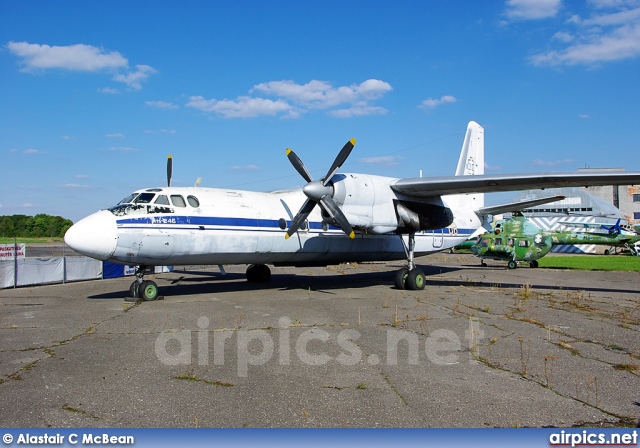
0,253,638,427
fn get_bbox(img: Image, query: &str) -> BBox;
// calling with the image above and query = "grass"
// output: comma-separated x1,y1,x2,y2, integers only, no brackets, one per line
0,237,63,244
537,255,640,272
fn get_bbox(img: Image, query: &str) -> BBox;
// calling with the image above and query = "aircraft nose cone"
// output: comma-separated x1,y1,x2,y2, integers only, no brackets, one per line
64,210,117,261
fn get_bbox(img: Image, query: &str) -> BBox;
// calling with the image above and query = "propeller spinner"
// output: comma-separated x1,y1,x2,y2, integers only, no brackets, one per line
285,139,356,240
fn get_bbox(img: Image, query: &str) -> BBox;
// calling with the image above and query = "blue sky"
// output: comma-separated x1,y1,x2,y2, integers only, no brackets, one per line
2,0,640,222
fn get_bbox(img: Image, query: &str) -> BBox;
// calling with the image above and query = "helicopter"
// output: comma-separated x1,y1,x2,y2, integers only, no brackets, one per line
471,213,640,269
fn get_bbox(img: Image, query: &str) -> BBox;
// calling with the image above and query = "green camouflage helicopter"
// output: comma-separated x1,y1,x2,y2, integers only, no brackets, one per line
471,214,640,269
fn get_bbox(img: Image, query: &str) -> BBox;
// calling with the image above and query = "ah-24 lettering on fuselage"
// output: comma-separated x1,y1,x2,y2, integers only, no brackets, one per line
65,121,640,301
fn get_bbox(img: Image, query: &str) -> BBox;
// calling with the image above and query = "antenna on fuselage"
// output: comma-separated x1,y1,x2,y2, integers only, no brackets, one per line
194,177,202,187
167,154,173,187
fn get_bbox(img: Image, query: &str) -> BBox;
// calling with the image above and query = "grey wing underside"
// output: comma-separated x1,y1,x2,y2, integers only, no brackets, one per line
391,172,640,198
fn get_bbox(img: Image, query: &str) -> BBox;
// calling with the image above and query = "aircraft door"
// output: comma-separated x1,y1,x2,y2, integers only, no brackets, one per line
433,229,444,248
138,235,174,260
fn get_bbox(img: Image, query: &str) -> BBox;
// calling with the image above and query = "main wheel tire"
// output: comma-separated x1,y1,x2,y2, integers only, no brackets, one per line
394,268,409,290
529,260,539,268
247,264,271,283
481,261,488,267
604,249,610,255
406,268,426,290
507,260,517,269
138,280,159,301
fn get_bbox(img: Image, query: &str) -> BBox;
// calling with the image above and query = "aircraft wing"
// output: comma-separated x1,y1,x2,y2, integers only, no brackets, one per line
391,172,640,198
475,195,565,217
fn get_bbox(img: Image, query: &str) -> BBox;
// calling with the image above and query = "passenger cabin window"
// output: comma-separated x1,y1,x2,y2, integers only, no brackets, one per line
518,240,530,247
187,195,200,207
154,195,170,205
171,195,186,207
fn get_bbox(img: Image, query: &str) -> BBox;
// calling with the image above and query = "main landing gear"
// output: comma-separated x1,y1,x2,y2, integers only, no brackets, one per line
128,265,159,301
246,264,271,283
394,232,426,290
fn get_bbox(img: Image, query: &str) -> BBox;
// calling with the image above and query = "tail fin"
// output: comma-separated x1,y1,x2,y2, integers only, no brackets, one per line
454,121,484,209
455,121,484,176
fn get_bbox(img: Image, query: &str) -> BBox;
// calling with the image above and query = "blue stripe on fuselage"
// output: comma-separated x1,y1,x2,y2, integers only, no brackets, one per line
115,215,475,236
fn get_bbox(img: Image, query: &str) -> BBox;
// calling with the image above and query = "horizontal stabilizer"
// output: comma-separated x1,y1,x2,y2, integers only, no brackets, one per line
391,172,640,198
475,195,565,217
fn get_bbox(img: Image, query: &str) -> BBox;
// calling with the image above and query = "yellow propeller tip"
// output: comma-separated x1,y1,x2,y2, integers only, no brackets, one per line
285,233,290,240
168,154,172,158
286,148,292,155
349,138,356,145
348,231,355,239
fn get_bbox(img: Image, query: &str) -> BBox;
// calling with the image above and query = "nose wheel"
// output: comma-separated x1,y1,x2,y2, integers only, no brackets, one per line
128,266,159,301
394,232,426,290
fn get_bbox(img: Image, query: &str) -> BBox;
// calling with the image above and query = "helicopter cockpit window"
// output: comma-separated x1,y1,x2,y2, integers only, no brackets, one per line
187,195,200,208
518,240,530,247
154,195,170,205
171,195,186,207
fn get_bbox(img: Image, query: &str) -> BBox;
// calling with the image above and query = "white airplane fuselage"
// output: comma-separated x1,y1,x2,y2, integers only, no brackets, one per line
65,173,481,267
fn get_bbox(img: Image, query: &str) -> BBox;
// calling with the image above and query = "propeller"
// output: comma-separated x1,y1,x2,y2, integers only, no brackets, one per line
285,139,356,240
167,154,173,187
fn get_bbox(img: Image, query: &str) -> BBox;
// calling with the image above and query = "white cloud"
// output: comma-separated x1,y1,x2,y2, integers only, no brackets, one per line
145,100,179,110
579,113,591,118
529,3,640,66
7,41,127,72
98,87,120,94
106,133,125,139
75,174,89,179
144,129,176,134
359,155,402,166
329,105,388,118
186,95,295,118
187,78,392,119
23,148,43,154
230,164,259,171
253,79,392,109
62,183,90,189
484,162,502,170
108,146,138,152
419,95,457,109
112,64,157,90
532,158,575,166
7,42,157,90
505,0,562,20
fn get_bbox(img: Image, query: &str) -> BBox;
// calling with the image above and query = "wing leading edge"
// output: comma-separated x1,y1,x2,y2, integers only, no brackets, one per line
391,172,640,198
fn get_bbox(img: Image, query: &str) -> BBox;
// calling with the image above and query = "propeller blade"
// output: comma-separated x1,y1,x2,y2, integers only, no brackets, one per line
322,138,355,186
285,199,316,239
167,154,173,187
286,148,314,183
319,195,355,239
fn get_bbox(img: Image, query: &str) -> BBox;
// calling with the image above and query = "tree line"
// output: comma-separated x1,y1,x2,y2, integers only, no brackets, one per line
0,214,73,239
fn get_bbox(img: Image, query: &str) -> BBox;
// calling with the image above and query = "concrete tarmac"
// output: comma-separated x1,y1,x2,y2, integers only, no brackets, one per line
1,253,638,428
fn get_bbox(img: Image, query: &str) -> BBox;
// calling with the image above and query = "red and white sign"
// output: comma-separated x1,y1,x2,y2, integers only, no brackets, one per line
0,244,26,259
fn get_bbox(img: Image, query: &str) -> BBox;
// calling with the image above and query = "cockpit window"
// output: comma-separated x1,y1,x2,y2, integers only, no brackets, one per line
154,195,170,205
187,195,200,207
171,195,186,207
134,193,156,204
118,193,138,205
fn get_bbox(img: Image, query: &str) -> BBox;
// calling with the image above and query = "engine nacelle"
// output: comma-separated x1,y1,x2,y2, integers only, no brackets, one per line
329,174,453,234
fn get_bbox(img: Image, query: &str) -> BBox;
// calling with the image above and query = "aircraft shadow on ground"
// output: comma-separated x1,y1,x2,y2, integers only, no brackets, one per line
87,263,636,299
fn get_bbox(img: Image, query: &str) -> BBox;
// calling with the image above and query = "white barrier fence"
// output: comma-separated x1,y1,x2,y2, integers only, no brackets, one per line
0,256,102,289
0,256,172,289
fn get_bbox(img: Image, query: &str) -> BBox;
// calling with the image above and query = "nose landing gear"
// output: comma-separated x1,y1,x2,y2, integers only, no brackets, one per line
127,266,159,301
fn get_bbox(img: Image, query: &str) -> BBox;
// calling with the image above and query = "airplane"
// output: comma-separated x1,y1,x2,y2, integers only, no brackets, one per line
558,218,640,255
472,213,640,268
64,121,640,301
